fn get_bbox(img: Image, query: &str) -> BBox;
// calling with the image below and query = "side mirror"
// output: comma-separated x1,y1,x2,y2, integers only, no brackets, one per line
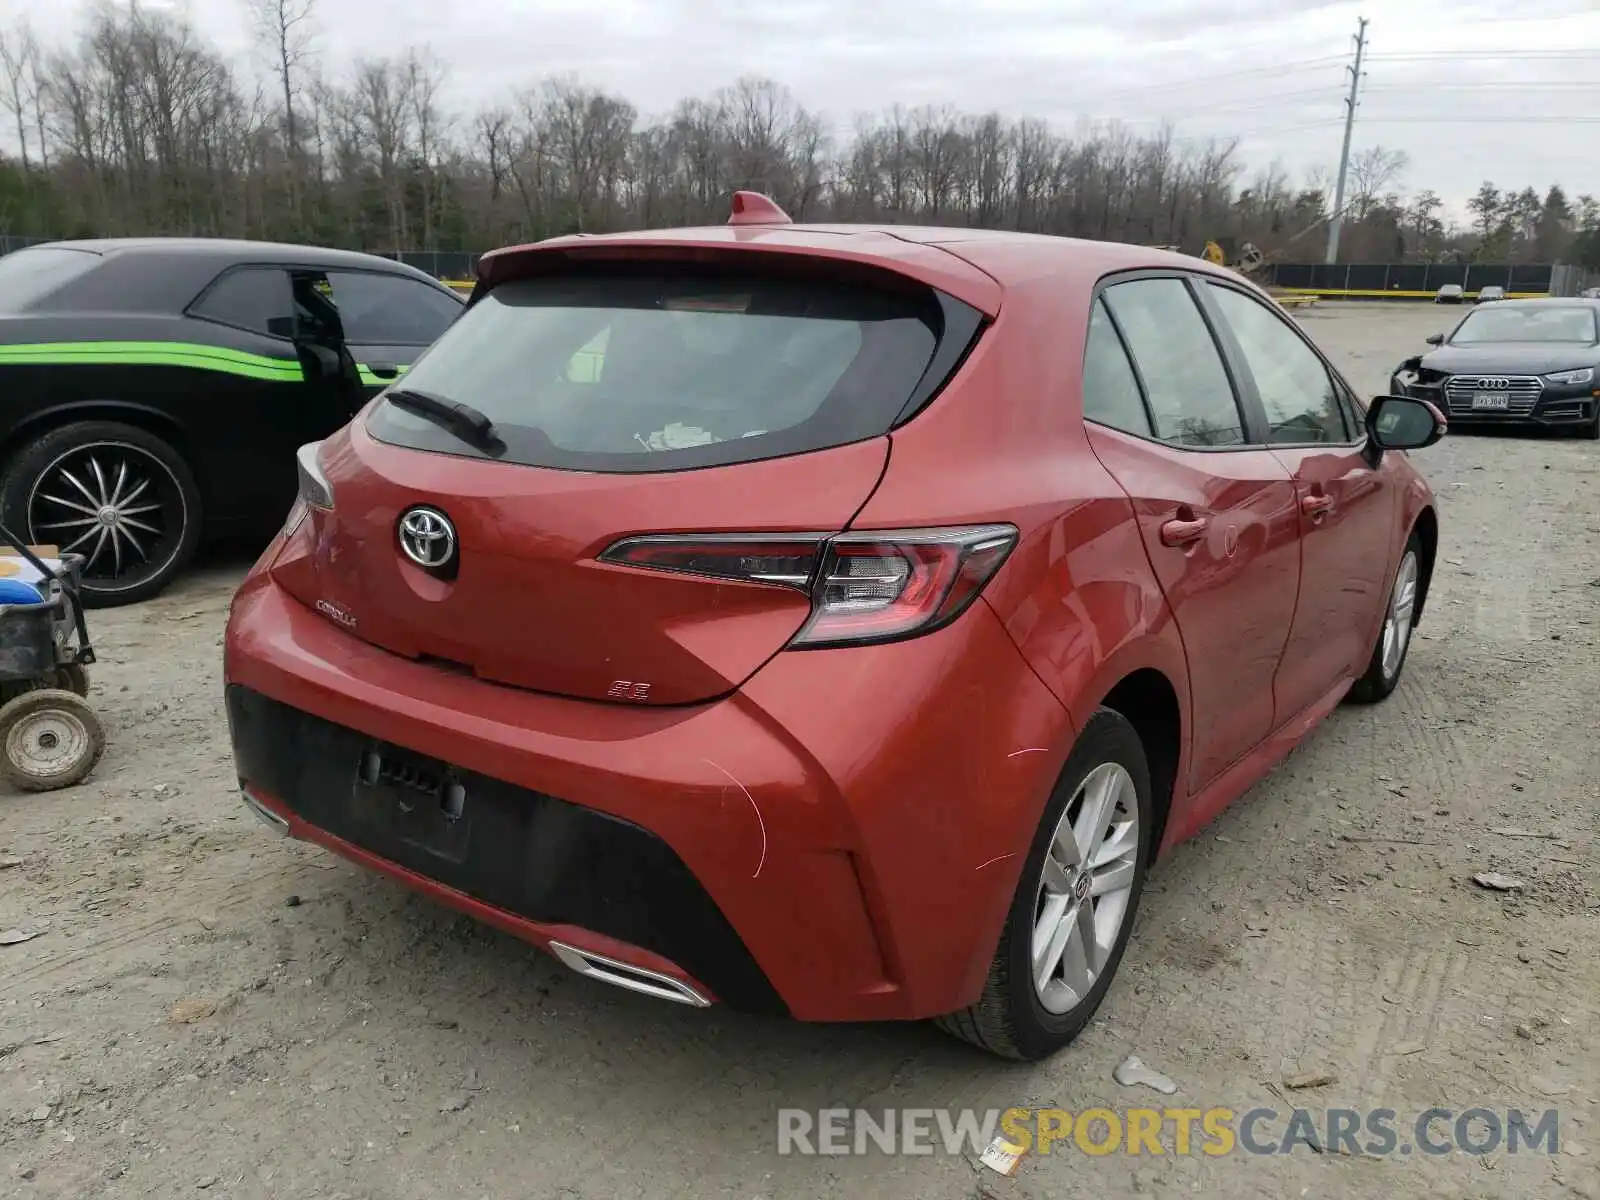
267,316,296,339
1424,333,1444,346
1367,395,1446,452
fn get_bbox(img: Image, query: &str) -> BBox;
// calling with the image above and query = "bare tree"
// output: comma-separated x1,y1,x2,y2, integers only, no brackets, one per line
0,22,43,169
1348,145,1409,221
405,50,447,249
0,14,1582,269
242,0,316,216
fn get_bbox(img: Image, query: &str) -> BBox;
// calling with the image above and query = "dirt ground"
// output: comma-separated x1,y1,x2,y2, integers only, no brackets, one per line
1,302,1595,1200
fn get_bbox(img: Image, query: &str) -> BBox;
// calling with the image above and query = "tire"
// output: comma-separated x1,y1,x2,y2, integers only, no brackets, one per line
0,421,201,609
935,709,1153,1061
1348,533,1421,704
0,666,88,705
0,688,105,792
1584,408,1600,441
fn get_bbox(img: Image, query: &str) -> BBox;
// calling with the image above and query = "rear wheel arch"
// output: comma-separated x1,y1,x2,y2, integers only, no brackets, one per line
2,403,201,497
1098,667,1182,860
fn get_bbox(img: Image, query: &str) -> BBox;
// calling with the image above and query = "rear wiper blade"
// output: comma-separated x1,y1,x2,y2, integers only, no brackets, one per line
383,387,502,451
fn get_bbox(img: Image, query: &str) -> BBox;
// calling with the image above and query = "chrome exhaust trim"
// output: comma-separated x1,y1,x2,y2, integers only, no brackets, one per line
241,786,290,836
547,940,711,1007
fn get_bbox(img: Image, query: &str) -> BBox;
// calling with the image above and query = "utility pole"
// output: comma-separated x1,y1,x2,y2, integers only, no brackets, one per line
1325,16,1369,265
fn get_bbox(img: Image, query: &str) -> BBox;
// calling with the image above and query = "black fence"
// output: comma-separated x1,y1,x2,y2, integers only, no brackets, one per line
1266,262,1553,297
0,235,49,256
388,250,480,280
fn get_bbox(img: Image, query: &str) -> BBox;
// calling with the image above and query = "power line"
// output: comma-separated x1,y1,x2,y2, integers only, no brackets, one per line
1082,49,1600,118
1108,81,1597,127
1358,115,1600,124
1170,119,1343,143
1456,6,1597,22
1104,87,1347,122
1064,56,1348,105
1327,16,1369,264
1365,82,1600,91
1366,49,1600,60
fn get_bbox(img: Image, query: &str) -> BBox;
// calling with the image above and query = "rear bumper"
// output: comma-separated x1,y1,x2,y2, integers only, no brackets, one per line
229,684,780,1012
223,575,1072,1022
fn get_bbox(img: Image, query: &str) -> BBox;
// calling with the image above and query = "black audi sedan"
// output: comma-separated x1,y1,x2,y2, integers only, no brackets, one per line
1391,297,1600,439
0,239,465,605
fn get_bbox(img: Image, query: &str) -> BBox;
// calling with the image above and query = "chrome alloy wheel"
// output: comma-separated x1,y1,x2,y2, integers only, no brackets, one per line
1031,761,1141,1015
1380,549,1419,682
27,442,186,593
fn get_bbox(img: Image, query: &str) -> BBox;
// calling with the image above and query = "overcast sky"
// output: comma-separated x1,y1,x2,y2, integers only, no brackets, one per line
6,0,1599,220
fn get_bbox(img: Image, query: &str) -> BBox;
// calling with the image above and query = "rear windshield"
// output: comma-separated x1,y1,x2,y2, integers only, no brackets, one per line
0,246,101,311
364,266,948,472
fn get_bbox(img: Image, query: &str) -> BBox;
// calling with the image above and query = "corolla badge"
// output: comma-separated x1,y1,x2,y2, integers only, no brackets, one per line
397,506,457,568
315,599,357,630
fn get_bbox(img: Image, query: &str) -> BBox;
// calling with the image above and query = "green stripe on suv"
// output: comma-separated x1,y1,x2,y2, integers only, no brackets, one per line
357,363,410,387
0,342,410,387
0,341,306,382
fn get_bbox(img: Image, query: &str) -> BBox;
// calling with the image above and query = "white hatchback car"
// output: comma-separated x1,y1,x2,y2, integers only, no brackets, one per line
1476,285,1506,303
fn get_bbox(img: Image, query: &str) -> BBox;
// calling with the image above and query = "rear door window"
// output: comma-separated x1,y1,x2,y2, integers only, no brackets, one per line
324,271,463,345
1101,277,1245,448
1081,299,1153,437
365,267,952,472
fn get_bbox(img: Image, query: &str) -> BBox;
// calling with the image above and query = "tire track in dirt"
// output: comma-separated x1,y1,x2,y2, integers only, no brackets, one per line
0,848,331,997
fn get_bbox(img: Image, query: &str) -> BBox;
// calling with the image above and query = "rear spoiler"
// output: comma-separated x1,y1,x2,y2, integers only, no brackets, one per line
474,225,1003,319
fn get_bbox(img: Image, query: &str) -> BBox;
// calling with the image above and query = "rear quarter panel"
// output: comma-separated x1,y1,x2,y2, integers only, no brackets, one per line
845,267,1190,961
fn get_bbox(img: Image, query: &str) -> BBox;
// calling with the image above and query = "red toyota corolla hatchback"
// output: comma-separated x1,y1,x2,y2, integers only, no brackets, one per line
224,195,1444,1060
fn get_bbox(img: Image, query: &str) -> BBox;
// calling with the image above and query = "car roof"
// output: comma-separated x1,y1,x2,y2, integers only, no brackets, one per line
8,236,458,316
476,222,1243,317
36,236,436,278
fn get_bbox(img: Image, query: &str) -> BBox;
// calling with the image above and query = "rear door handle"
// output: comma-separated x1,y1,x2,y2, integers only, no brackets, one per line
1301,493,1335,519
1160,516,1209,547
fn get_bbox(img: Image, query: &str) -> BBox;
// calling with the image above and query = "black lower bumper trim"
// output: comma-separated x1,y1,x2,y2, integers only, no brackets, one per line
225,685,787,1016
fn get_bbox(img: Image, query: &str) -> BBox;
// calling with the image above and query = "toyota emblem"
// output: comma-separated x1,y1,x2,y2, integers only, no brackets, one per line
398,506,457,569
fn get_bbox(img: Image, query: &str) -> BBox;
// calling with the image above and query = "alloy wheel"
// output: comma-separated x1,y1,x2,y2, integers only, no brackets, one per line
1380,549,1419,681
1031,761,1141,1015
27,442,187,595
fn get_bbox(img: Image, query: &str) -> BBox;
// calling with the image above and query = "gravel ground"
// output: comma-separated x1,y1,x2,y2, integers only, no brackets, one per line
0,302,1595,1200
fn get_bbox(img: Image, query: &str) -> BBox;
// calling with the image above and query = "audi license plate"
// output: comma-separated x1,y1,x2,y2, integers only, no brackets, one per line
1471,392,1510,410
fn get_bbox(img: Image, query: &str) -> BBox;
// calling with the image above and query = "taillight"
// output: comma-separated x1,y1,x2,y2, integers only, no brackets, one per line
285,441,334,537
795,526,1016,646
599,533,824,590
599,524,1017,648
